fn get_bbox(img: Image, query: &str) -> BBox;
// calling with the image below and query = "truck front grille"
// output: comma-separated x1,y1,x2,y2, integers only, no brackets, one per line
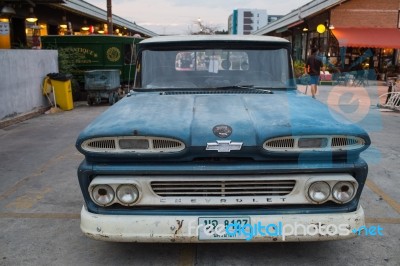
89,173,356,206
151,180,296,197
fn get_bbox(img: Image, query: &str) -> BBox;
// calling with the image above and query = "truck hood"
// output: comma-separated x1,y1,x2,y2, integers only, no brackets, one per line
76,90,370,159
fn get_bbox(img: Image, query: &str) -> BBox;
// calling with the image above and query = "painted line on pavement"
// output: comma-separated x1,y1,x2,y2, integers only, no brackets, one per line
179,244,196,266
366,179,400,214
365,217,400,224
0,212,80,219
0,145,74,201
5,187,52,210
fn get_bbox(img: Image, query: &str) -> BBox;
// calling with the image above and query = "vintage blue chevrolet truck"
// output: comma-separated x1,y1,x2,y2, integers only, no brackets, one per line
76,35,370,242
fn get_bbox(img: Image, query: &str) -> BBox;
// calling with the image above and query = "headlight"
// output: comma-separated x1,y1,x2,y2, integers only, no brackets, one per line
92,185,115,206
332,182,355,203
308,182,330,203
116,184,139,205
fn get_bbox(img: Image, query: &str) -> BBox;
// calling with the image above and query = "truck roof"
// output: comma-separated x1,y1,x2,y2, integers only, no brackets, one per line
140,35,290,44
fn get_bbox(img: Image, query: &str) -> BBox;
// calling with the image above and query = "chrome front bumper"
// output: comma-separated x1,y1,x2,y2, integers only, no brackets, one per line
80,206,365,242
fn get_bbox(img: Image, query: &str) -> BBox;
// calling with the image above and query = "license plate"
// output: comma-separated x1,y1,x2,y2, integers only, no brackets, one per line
198,217,251,240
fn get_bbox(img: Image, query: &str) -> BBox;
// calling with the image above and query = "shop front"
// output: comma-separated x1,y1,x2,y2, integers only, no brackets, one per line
331,28,400,80
289,20,399,81
254,0,400,81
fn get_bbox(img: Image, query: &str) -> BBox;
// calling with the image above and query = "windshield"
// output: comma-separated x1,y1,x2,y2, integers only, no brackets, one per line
138,48,293,89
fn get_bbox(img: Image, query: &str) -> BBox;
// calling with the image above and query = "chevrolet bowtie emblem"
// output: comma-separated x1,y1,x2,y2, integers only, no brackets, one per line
206,140,243,152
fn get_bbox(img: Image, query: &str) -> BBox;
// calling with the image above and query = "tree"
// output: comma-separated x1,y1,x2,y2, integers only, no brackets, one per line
188,19,221,35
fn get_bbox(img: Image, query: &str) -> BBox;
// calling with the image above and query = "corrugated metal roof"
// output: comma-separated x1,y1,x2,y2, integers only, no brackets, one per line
37,0,66,2
252,0,347,35
61,0,157,37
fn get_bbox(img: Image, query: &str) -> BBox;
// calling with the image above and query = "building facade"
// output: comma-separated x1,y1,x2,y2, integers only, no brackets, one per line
0,0,156,49
253,0,400,78
268,15,284,23
229,9,268,35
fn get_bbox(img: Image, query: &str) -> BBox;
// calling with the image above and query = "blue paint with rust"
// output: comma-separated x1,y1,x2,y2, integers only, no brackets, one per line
76,36,370,216
76,90,370,161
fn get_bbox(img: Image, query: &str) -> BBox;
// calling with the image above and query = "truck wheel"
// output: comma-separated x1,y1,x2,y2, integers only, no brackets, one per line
87,96,93,106
109,93,116,105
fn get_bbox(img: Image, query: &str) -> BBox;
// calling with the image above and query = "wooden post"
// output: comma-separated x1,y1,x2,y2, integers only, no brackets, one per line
107,0,113,35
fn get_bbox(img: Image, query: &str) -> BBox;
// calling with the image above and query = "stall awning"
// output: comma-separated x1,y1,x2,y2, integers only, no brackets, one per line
332,28,400,48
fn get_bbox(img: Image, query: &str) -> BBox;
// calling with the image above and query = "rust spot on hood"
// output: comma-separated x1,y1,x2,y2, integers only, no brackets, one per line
174,220,184,237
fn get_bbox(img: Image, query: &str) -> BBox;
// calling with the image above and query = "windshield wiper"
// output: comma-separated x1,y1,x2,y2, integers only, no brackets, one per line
212,85,273,94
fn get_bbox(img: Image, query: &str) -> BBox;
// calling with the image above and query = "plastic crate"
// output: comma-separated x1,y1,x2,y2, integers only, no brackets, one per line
84,69,120,91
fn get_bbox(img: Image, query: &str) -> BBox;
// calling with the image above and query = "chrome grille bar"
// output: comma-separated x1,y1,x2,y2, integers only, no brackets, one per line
151,180,296,197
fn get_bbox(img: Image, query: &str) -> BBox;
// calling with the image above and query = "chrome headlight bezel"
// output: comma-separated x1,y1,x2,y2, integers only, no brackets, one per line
89,178,142,207
91,184,115,206
332,181,356,203
307,181,331,203
305,177,359,204
116,184,140,205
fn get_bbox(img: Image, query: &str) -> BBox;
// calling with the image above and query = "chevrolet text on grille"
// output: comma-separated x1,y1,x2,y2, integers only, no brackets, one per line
158,197,288,203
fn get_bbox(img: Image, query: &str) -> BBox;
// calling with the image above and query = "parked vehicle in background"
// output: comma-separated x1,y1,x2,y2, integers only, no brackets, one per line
75,35,371,242
84,69,120,105
41,35,142,99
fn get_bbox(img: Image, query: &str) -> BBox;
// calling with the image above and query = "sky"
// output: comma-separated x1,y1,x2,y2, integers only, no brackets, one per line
84,0,312,35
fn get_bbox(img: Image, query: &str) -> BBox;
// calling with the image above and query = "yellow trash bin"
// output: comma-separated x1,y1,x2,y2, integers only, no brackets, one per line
48,74,74,111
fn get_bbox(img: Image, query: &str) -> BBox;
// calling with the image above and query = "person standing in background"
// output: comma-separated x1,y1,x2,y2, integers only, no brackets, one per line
305,47,324,99
31,26,41,49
